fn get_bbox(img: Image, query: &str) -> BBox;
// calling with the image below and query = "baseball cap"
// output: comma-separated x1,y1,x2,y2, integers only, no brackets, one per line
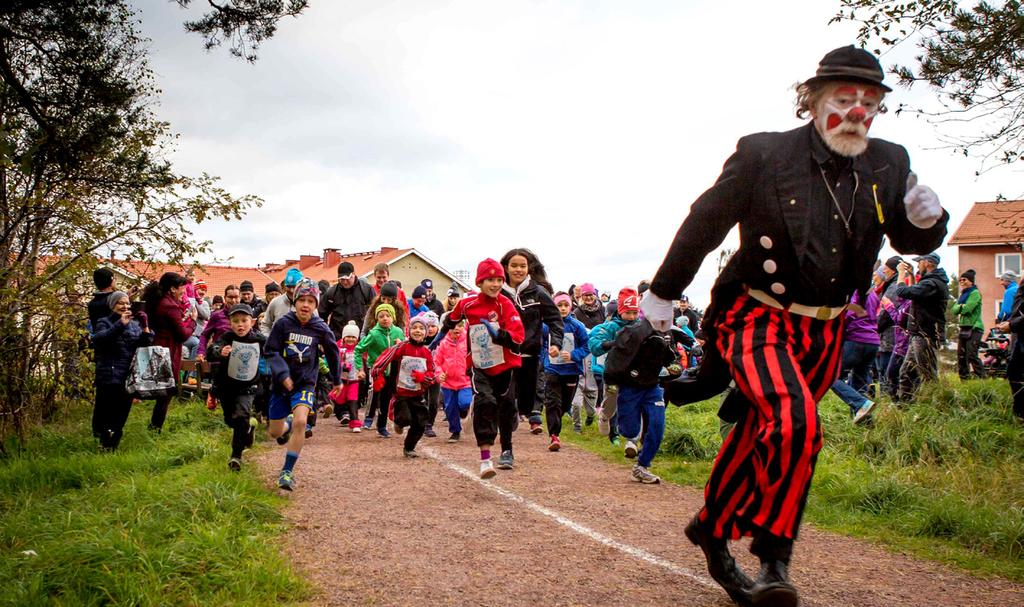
912,253,940,264
337,261,355,279
228,303,254,317
421,279,433,289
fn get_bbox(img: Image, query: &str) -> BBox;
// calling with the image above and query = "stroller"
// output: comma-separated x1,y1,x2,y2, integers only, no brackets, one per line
981,328,1011,378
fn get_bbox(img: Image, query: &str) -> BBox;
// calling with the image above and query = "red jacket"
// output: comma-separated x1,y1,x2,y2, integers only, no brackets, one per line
151,293,196,378
390,340,435,398
447,292,524,376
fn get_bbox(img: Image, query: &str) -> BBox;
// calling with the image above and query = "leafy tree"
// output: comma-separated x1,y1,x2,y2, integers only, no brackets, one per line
0,1,305,448
832,0,1024,172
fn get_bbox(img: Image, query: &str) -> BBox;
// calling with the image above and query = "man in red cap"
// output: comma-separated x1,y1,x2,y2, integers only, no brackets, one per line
437,259,525,479
641,45,949,606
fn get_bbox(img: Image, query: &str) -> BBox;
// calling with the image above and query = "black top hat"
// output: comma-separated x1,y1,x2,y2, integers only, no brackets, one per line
804,45,892,92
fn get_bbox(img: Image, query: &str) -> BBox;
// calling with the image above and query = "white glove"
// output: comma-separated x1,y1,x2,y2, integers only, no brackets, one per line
640,291,675,332
904,183,942,229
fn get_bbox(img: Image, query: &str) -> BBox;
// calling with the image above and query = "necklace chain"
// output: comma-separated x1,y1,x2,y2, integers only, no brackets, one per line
819,167,857,235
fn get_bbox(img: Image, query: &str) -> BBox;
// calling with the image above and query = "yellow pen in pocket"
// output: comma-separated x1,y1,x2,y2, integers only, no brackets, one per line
873,183,884,224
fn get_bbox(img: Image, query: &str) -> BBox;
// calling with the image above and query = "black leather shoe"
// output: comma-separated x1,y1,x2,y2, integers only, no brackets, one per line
750,560,798,607
685,516,754,606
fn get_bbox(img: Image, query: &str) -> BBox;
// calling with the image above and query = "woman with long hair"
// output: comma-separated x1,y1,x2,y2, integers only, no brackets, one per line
141,271,196,431
499,248,563,452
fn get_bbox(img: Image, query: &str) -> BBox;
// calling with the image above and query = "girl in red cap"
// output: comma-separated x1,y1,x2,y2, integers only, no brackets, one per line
436,258,525,478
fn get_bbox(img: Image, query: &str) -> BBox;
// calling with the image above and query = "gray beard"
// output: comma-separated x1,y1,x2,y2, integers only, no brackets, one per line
823,130,869,157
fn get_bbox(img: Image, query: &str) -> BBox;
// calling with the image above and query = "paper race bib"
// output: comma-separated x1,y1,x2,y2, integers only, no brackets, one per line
469,323,505,370
227,341,260,382
548,331,575,365
342,350,358,381
397,356,428,391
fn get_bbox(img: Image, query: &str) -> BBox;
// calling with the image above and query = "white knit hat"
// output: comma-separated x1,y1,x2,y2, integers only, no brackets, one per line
341,320,361,340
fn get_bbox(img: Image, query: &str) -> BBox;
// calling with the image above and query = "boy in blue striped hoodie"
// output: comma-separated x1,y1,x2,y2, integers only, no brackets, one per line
265,281,342,491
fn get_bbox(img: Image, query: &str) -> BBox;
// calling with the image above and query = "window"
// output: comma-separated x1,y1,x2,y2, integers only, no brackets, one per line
997,252,1022,277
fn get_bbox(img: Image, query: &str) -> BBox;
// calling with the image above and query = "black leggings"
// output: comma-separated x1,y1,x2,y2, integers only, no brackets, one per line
543,372,578,437
515,356,541,419
94,384,134,449
221,393,255,458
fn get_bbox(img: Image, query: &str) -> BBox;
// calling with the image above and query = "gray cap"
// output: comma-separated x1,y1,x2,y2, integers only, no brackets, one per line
107,291,129,311
228,303,254,317
1001,270,1020,281
912,253,940,264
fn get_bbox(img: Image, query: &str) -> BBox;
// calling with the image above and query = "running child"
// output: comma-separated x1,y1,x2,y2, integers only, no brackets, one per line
388,313,437,457
421,311,442,438
436,258,524,478
434,318,472,442
330,320,364,431
356,302,406,436
208,303,266,471
265,281,342,491
541,292,590,452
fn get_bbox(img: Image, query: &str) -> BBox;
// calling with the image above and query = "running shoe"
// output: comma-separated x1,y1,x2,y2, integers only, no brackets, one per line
585,415,595,427
610,437,621,447
206,393,218,411
624,440,638,459
377,427,391,438
322,403,334,418
529,422,543,435
403,449,420,458
228,457,241,472
424,426,437,438
853,400,876,425
631,464,661,484
278,469,295,491
304,425,313,439
447,432,461,443
340,414,350,425
352,426,362,433
496,450,514,470
479,459,497,479
548,435,561,452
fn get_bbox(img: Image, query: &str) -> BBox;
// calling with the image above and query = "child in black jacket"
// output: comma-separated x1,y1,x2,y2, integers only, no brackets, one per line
208,303,267,471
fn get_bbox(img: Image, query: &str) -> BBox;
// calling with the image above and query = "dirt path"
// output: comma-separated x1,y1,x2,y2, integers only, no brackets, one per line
255,419,1023,607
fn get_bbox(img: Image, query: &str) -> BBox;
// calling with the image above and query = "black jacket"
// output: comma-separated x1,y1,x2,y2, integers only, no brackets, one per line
651,123,948,322
895,268,949,341
502,279,563,357
92,314,153,386
1008,281,1024,339
209,329,267,395
573,303,605,330
425,295,445,317
88,291,112,332
318,279,376,338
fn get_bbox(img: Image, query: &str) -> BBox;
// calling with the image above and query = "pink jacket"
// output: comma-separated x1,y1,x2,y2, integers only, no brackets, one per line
433,331,471,390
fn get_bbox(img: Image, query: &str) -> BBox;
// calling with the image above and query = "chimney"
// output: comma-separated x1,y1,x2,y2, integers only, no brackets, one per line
324,248,341,269
380,246,397,254
285,259,299,267
299,254,320,270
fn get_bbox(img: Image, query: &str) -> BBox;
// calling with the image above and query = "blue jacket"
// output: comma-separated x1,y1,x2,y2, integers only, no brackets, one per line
588,315,634,375
541,315,590,376
999,282,1019,323
266,311,341,391
92,314,153,386
408,300,430,317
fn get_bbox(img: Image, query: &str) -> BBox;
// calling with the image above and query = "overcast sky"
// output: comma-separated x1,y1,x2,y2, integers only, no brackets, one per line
135,0,1021,307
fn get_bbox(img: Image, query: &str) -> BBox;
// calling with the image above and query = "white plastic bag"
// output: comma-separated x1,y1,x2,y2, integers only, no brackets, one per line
125,346,177,398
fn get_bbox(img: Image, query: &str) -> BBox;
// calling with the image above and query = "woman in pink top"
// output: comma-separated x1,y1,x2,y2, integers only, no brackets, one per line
433,320,473,442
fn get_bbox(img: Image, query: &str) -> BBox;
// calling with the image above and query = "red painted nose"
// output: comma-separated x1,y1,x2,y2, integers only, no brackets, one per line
847,106,867,123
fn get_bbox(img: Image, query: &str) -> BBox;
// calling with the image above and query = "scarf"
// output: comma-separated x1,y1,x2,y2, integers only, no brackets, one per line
957,285,976,305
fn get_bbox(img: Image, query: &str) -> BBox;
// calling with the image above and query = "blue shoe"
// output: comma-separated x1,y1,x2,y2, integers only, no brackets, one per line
377,427,391,438
278,469,295,491
496,450,514,470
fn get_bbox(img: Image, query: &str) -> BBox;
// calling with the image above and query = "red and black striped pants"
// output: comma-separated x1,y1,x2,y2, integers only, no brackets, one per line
698,292,845,540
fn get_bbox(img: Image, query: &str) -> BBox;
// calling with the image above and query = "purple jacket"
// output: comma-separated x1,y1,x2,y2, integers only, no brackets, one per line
843,290,880,345
881,297,912,357
199,309,231,356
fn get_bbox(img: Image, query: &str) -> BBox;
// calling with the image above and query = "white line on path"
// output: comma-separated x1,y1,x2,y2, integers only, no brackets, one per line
420,447,719,590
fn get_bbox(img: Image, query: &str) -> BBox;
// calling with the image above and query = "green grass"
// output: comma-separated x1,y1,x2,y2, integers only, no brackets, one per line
565,376,1024,582
0,399,310,606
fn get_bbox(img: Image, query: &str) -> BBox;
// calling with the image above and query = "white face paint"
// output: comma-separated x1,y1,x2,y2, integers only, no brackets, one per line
813,83,883,157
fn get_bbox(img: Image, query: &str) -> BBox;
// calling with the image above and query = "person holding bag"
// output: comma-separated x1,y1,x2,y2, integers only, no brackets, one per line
142,272,196,432
92,291,152,450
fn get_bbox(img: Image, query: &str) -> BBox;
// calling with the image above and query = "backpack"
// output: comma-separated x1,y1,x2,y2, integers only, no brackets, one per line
603,319,675,388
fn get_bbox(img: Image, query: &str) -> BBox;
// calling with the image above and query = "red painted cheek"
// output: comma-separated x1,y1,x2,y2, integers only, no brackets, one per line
864,116,874,130
826,113,843,130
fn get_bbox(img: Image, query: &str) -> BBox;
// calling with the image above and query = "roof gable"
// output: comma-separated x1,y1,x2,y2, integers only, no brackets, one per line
949,200,1024,245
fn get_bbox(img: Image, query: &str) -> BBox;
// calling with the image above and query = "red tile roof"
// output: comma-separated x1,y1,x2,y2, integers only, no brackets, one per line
109,259,276,299
949,200,1024,245
264,247,413,285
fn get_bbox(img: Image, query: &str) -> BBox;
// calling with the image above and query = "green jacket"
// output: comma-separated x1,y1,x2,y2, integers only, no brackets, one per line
354,323,405,370
951,287,984,331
